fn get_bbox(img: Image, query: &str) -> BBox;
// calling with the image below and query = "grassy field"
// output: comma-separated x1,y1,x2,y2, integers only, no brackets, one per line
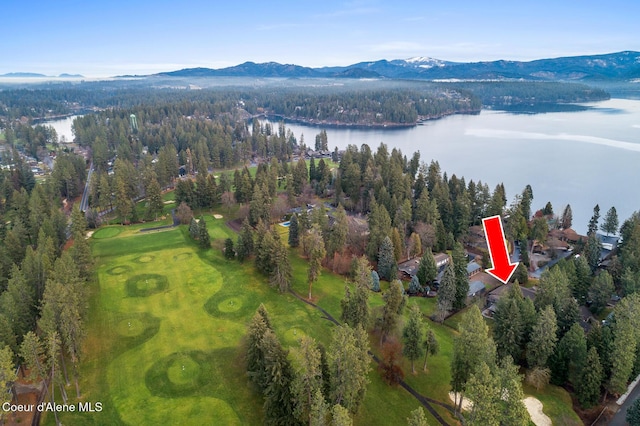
50,212,579,425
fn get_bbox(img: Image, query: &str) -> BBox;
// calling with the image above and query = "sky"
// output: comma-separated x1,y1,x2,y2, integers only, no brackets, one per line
2,0,639,77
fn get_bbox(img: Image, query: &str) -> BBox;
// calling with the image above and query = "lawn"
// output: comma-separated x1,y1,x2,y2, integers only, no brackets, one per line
51,213,577,425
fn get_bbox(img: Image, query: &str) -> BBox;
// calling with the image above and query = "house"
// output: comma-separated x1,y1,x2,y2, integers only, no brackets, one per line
398,258,420,280
579,305,596,332
434,253,450,268
467,280,486,298
597,233,620,263
467,261,482,278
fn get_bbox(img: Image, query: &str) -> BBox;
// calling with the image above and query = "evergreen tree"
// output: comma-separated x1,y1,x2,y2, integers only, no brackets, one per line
391,227,403,262
527,306,557,368
246,306,273,391
260,329,297,425
70,204,87,238
145,176,164,220
464,362,499,426
269,237,292,293
328,205,348,258
292,336,323,425
627,396,640,425
366,200,392,260
189,217,199,239
493,294,524,362
450,306,496,413
328,325,370,414
416,249,437,287
577,346,603,408
496,356,529,426
288,213,300,248
436,263,456,322
560,204,573,229
588,271,614,314
408,275,422,295
198,216,210,248
422,329,439,371
236,219,254,262
402,305,425,373
549,322,586,386
377,236,397,281
451,242,469,310
587,204,600,235
379,280,406,344
371,271,380,292
224,238,235,259
601,206,619,235
305,227,326,300
608,293,640,396
0,345,16,409
310,389,329,426
584,232,602,273
330,404,352,426
407,407,429,426
340,283,370,330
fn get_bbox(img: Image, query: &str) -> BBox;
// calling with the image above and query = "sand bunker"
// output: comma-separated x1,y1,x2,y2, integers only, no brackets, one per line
213,214,223,219
448,392,473,411
523,397,551,426
448,393,550,426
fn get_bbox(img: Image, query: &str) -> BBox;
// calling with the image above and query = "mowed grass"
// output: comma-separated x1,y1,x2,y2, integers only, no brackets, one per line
51,213,577,426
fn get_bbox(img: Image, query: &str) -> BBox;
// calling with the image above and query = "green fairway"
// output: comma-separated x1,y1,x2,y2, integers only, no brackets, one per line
52,213,577,425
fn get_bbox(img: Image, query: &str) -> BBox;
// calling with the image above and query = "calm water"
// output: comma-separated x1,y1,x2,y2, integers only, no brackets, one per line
47,100,640,234
40,115,81,143
265,98,640,235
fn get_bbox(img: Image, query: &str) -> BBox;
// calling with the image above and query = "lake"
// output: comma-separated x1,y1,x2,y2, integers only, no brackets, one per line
263,98,640,235
46,99,640,234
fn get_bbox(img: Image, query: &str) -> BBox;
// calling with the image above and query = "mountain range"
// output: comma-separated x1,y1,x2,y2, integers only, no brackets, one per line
156,51,640,81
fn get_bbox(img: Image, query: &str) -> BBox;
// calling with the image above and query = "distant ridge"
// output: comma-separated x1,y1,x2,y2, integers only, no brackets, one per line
0,72,85,78
153,51,640,81
1,72,48,78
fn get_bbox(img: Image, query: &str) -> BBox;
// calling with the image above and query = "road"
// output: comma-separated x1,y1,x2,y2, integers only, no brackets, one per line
80,160,94,212
608,383,640,425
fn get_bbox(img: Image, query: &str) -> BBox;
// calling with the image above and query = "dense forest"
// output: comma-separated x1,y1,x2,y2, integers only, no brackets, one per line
2,84,640,425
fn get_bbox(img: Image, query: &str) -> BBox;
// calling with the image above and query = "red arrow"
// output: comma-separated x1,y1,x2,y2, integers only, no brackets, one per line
482,215,519,284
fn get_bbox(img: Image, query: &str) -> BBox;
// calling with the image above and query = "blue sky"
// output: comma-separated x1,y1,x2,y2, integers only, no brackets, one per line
2,0,639,76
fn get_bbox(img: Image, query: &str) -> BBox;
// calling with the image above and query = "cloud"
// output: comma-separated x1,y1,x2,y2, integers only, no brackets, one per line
466,128,640,153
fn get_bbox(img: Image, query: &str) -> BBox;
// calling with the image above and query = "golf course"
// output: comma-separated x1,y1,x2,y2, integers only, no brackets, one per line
46,213,579,426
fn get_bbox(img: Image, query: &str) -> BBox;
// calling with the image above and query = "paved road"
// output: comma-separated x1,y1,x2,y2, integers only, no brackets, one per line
80,160,94,212
608,385,640,426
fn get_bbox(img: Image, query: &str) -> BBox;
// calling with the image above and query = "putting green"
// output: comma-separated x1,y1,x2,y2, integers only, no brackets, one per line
116,318,145,337
218,297,243,313
106,265,133,276
92,227,122,239
167,355,201,385
134,254,156,263
125,274,169,297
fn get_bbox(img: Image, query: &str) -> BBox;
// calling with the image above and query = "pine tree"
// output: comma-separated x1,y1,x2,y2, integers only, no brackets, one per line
377,236,397,281
451,242,469,310
407,407,429,426
292,336,323,425
587,204,600,235
416,249,437,288
145,176,164,220
310,389,329,426
496,356,529,426
527,306,557,368
306,226,326,300
260,329,296,425
436,263,456,322
450,306,495,413
236,219,254,262
198,216,210,248
328,325,370,414
422,329,439,371
379,280,406,344
588,271,614,314
577,346,603,408
0,345,16,409
402,305,425,373
246,307,272,390
269,238,292,293
288,213,300,248
330,404,352,426
341,283,370,330
224,238,235,260
408,275,422,295
464,362,500,426
371,271,380,292
560,204,573,229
